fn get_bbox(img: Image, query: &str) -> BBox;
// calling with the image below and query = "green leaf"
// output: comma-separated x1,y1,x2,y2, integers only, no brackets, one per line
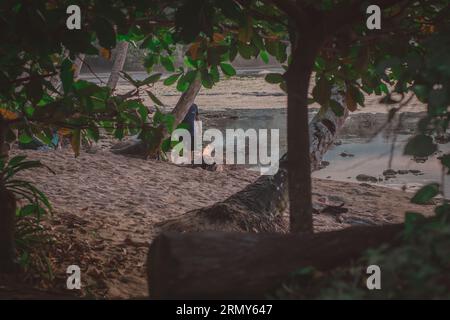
252,33,265,51
201,69,213,89
177,79,190,92
140,73,162,86
86,127,100,142
177,70,197,92
265,39,279,57
18,204,39,217
265,73,284,84
18,134,33,144
237,42,253,59
411,183,439,204
7,155,27,168
146,90,164,106
210,65,220,83
163,73,181,86
219,63,236,76
260,50,269,64
404,134,437,157
120,71,139,87
160,56,175,72
276,42,287,63
138,105,148,121
60,58,74,94
162,114,175,133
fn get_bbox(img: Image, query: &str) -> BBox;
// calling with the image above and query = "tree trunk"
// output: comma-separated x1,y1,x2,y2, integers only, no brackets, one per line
309,86,348,170
107,42,129,90
170,78,202,125
111,78,202,157
286,32,324,233
156,89,348,234
148,223,404,299
0,117,16,273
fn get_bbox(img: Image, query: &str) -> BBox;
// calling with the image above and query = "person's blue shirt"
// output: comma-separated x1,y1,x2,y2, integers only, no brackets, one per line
182,104,198,136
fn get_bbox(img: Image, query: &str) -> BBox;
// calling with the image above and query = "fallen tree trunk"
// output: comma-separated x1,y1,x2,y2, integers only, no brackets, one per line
156,89,348,233
111,78,202,157
148,222,404,299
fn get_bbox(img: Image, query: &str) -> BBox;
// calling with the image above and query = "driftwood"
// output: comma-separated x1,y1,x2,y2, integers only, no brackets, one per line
148,223,404,299
156,89,349,234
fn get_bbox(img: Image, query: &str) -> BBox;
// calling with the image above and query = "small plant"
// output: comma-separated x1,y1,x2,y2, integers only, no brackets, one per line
0,155,54,274
273,210,450,300
1,155,53,217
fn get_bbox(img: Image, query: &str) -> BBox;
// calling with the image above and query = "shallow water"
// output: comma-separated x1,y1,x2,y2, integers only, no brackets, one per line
314,134,449,198
202,108,448,198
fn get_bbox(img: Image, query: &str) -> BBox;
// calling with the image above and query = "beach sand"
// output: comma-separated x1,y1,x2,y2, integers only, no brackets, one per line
8,145,435,299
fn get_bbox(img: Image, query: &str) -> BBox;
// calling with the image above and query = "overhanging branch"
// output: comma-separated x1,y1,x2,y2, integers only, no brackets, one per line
269,0,310,27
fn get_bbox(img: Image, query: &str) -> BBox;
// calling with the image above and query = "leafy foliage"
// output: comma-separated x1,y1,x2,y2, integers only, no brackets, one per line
274,211,450,299
1,155,53,218
0,155,54,276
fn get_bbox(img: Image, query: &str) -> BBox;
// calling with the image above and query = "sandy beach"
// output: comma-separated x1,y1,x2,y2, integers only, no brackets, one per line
10,144,435,298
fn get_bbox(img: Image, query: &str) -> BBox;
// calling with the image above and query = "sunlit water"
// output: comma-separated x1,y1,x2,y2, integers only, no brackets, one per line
202,108,448,198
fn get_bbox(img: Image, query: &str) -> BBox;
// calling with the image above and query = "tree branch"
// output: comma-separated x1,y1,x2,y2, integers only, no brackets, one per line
269,0,310,27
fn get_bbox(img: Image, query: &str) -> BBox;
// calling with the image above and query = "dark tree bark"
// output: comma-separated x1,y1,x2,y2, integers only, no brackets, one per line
286,27,325,233
148,223,404,299
0,117,16,273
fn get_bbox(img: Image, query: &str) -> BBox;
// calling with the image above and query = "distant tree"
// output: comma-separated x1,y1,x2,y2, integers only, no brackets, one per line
107,41,129,90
